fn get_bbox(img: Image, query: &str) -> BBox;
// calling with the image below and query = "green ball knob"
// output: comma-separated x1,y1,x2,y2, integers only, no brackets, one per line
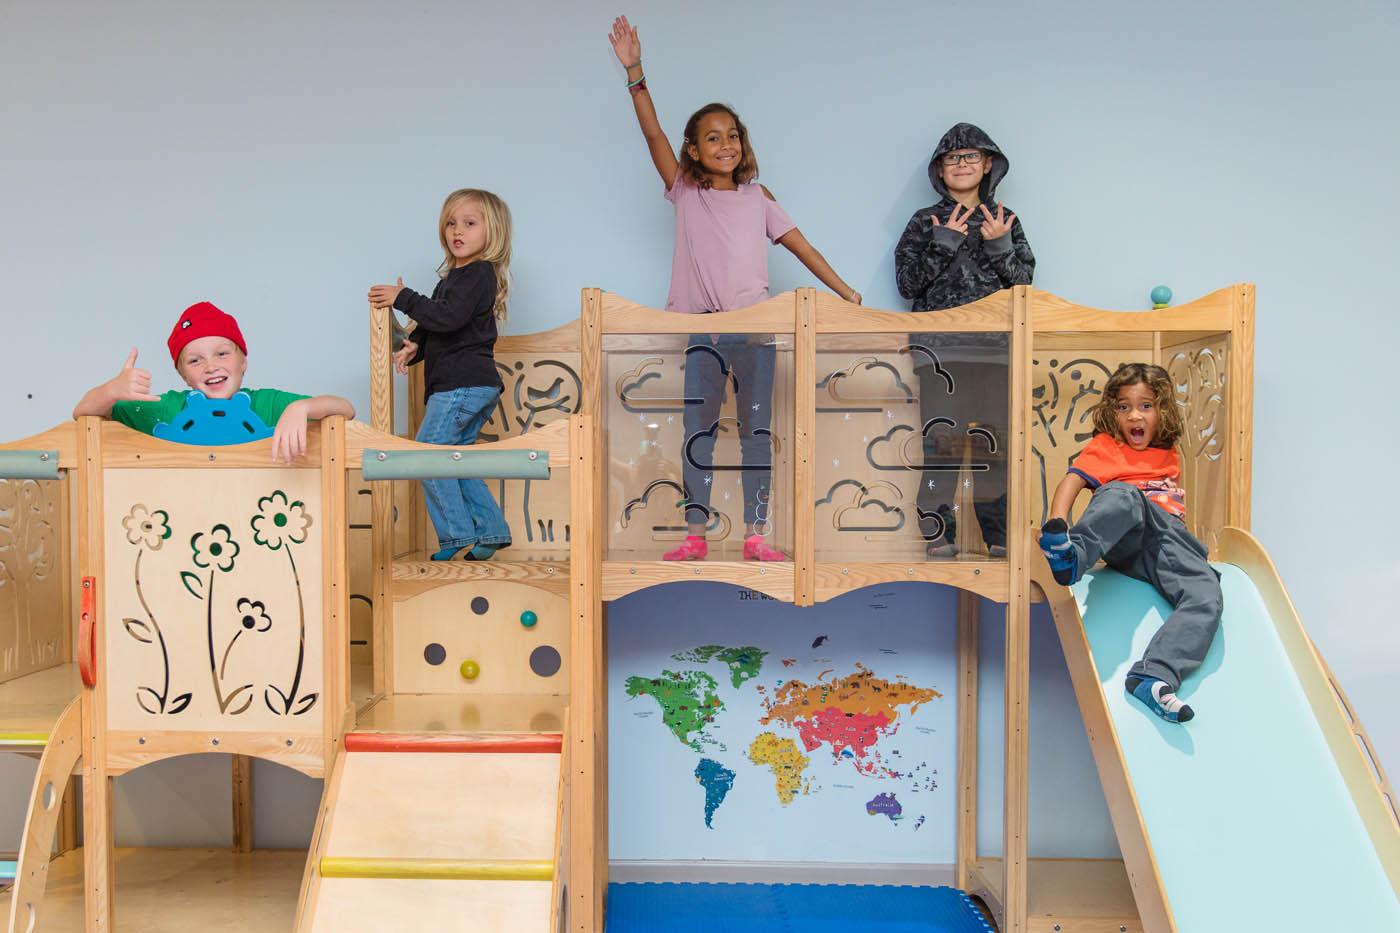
459,660,480,680
1150,285,1172,308
520,610,538,628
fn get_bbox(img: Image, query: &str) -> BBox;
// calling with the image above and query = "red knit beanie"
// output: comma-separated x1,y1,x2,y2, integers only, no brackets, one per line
167,302,247,365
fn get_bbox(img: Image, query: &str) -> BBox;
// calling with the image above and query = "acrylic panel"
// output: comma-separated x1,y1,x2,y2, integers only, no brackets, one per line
603,334,794,560
814,333,1010,561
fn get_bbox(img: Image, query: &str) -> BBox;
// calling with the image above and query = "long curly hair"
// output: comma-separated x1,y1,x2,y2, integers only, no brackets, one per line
677,103,759,189
436,188,511,321
1090,362,1183,450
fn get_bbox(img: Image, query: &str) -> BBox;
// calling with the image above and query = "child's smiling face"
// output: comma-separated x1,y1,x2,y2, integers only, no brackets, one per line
688,111,743,185
177,336,246,399
1113,381,1159,450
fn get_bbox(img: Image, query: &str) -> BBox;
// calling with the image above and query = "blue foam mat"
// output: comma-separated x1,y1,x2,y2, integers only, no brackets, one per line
606,882,993,933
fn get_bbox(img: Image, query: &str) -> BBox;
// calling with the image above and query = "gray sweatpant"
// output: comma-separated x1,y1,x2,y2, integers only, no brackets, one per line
1070,482,1223,691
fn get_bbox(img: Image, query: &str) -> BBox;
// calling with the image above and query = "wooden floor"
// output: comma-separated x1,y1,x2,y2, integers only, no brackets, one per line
355,692,567,735
0,664,80,739
970,858,1142,933
0,847,305,931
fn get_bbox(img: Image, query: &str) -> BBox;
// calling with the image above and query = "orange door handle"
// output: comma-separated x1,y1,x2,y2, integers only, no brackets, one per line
79,576,96,687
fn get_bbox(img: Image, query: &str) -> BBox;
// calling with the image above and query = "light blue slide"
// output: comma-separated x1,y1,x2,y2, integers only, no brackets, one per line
1044,527,1400,931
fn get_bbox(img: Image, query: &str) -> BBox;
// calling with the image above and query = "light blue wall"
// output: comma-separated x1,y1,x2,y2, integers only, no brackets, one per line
2,0,1396,857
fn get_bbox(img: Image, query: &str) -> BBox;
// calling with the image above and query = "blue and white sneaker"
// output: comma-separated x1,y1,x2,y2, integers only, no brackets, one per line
1126,675,1195,723
1039,519,1078,585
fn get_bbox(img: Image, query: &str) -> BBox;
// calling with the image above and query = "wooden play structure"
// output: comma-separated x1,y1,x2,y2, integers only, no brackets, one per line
2,283,1397,931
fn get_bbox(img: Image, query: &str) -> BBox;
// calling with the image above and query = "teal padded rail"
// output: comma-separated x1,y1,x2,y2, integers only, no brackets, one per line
0,450,60,480
362,448,549,481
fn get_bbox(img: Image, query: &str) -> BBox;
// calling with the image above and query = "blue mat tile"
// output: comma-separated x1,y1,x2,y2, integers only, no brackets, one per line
606,882,992,933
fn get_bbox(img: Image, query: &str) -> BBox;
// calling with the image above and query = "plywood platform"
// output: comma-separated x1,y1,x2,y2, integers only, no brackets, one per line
0,847,304,931
323,751,558,862
355,692,567,735
307,876,552,932
0,663,80,743
970,858,1141,933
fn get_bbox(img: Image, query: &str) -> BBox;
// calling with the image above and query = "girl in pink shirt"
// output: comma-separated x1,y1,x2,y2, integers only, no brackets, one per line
609,14,862,561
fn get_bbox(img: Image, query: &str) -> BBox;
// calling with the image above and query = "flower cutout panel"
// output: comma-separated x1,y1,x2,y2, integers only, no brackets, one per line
102,468,324,733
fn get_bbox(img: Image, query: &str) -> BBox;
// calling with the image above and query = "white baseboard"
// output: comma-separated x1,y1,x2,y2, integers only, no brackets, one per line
608,860,956,887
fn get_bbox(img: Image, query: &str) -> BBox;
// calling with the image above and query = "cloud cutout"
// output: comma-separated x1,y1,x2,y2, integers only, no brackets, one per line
684,418,778,472
817,356,916,411
901,344,955,394
619,478,731,540
817,479,908,533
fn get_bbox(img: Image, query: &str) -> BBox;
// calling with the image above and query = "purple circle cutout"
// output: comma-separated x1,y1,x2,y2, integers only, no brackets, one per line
529,645,562,678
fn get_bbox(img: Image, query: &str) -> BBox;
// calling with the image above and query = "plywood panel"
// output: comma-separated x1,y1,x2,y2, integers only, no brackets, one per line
308,877,552,932
391,580,569,696
0,477,67,684
100,468,324,740
356,692,567,735
323,752,558,861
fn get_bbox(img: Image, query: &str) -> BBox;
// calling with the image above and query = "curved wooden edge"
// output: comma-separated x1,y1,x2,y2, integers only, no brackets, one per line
600,561,795,602
294,745,349,932
496,317,582,353
0,423,80,468
345,417,570,468
344,732,562,754
96,416,334,467
813,288,1013,333
1031,547,1176,933
599,290,797,333
392,560,572,599
8,697,83,933
1217,526,1400,897
103,731,325,779
1031,284,1245,333
813,562,1009,603
551,715,570,932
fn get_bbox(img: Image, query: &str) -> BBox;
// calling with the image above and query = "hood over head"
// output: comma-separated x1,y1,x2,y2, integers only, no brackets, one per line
928,122,1009,203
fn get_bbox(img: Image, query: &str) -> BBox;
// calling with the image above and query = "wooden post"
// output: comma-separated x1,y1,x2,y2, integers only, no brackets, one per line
793,289,816,606
321,417,350,774
77,416,113,932
1001,286,1032,933
955,589,980,890
568,414,601,932
1226,284,1254,531
232,754,254,852
368,304,396,696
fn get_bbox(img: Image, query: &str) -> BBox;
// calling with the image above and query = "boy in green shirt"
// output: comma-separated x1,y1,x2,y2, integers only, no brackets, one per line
74,301,354,463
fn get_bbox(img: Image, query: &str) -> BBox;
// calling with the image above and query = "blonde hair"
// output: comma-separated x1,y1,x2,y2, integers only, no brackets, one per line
437,188,512,321
1090,362,1184,450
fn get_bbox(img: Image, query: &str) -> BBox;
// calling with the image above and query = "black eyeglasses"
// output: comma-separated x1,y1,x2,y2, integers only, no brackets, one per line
940,151,985,166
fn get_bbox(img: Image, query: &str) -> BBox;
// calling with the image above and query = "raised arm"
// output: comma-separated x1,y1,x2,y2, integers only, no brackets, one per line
609,15,677,189
73,348,161,418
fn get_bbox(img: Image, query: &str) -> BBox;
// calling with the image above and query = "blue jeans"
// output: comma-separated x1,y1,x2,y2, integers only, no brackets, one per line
415,386,512,550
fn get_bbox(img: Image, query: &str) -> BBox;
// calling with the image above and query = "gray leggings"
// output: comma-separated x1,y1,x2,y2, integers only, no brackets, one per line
1070,482,1223,691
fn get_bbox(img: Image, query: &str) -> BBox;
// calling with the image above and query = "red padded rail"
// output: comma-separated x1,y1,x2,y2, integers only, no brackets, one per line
344,732,562,754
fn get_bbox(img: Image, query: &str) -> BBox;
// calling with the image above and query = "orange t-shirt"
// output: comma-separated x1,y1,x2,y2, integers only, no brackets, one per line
1069,433,1186,519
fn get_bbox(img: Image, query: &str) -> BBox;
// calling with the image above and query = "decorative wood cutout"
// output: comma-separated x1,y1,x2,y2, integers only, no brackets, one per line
0,477,64,683
103,469,323,734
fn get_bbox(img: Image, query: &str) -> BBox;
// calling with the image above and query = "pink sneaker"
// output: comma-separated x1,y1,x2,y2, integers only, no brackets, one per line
743,534,786,562
663,537,708,561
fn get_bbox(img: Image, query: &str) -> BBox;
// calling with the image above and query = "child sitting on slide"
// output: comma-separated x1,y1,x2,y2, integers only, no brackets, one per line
1038,363,1222,724
73,301,354,463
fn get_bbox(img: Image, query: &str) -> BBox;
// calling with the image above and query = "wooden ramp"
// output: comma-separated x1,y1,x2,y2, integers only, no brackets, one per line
296,713,566,932
1038,527,1400,932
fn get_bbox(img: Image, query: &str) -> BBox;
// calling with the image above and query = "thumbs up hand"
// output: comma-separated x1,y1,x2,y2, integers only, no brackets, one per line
114,348,162,403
